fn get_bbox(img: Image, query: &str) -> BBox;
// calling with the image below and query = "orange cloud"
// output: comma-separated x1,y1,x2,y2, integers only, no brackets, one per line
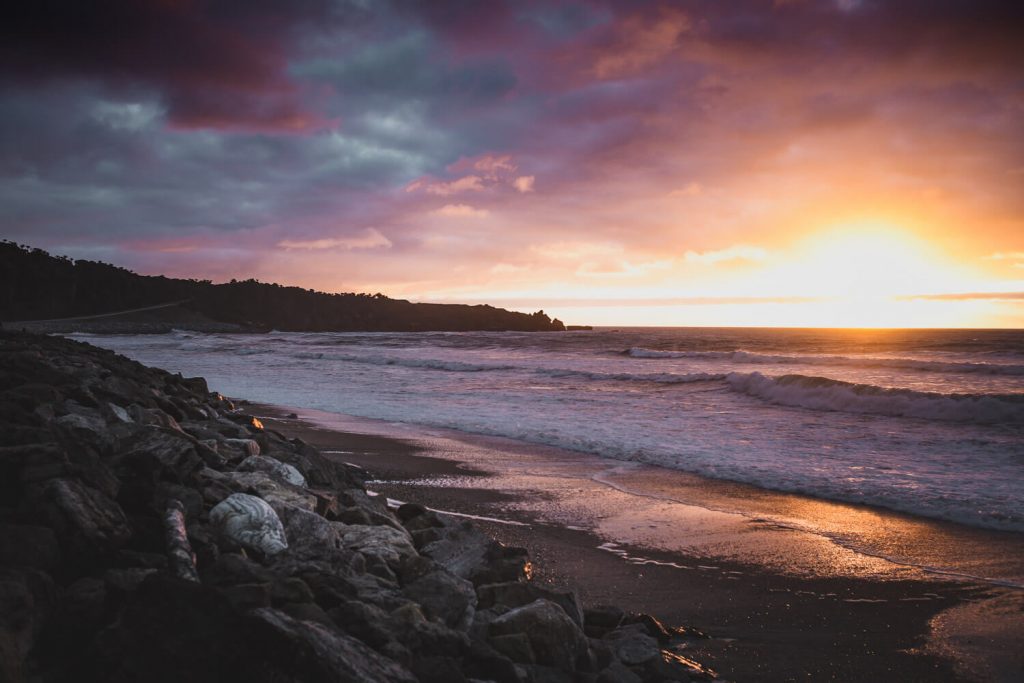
513,175,535,192
592,8,690,79
278,228,392,250
432,204,489,218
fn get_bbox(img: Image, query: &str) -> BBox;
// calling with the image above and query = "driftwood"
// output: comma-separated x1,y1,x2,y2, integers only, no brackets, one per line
164,499,200,582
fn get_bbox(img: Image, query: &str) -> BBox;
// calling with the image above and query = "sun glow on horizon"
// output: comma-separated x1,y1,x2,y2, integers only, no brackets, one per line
426,220,1022,329
730,222,977,327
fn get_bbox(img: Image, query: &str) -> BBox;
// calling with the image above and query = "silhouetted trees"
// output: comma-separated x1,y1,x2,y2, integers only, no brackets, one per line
0,241,565,332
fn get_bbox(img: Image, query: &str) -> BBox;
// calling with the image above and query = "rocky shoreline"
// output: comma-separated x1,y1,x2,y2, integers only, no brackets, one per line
0,330,715,683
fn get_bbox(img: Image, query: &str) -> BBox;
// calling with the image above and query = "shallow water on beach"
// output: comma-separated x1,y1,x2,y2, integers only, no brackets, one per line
279,407,1024,590
76,327,1024,533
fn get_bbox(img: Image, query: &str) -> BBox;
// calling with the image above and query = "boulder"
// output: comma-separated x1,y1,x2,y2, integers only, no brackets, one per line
603,625,660,666
583,604,625,638
24,478,131,563
340,524,417,570
209,493,288,556
477,581,583,628
419,521,491,581
387,603,469,658
488,632,535,664
252,607,417,683
55,412,113,450
92,574,270,682
237,455,306,487
269,503,342,555
0,568,54,674
223,438,261,457
0,523,60,570
117,426,204,484
489,599,588,672
402,569,477,631
202,553,275,588
218,469,318,512
597,661,644,683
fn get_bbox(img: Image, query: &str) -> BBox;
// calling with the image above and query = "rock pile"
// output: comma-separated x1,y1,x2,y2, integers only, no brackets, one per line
0,331,715,682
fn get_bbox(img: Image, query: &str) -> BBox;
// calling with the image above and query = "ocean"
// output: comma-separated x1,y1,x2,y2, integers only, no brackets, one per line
74,327,1024,533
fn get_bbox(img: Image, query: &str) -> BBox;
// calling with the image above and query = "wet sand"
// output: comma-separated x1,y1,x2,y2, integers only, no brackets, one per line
251,402,1024,682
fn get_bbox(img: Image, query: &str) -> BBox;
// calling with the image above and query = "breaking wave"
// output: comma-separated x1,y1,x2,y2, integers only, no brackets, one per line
626,347,1024,376
292,351,726,384
726,372,1024,424
541,368,726,384
291,352,519,373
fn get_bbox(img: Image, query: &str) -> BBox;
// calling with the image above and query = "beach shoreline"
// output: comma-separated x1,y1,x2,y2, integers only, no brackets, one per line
249,401,1024,682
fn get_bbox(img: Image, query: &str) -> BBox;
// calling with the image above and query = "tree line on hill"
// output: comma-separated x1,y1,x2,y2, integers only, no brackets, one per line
0,241,564,332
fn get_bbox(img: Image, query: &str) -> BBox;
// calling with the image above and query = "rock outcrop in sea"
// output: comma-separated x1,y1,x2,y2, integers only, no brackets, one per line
0,330,713,682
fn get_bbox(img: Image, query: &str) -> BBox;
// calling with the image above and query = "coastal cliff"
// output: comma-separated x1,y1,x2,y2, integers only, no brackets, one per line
0,331,711,682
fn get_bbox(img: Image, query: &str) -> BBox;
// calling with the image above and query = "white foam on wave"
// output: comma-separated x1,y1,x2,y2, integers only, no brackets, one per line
627,347,1024,376
725,371,1024,424
542,368,726,384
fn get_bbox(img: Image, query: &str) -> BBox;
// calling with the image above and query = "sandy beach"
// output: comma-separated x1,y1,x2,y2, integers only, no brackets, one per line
252,402,1024,682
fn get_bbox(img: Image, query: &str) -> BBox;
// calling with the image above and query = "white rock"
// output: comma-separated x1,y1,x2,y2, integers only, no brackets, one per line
108,403,133,423
210,493,288,555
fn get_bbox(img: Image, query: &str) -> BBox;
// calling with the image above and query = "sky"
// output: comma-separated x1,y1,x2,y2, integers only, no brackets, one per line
2,0,1023,327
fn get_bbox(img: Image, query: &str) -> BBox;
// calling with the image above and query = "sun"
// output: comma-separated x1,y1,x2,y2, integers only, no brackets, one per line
791,223,949,298
743,221,984,327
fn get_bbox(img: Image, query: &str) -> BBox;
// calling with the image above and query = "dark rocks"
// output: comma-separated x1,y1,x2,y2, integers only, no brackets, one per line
584,604,626,638
252,607,417,683
24,478,131,566
402,569,477,631
116,425,204,485
0,524,60,571
236,454,306,487
490,599,589,672
604,625,661,666
93,574,268,682
0,330,713,683
340,524,417,571
421,519,531,585
478,581,583,628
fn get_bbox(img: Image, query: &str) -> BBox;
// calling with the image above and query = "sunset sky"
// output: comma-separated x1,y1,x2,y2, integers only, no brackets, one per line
2,1,1023,327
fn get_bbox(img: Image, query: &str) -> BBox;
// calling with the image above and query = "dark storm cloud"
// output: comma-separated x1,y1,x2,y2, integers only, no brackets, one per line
0,0,359,129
